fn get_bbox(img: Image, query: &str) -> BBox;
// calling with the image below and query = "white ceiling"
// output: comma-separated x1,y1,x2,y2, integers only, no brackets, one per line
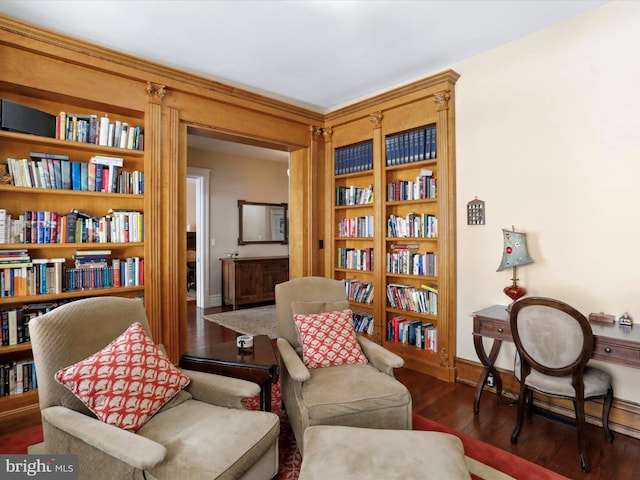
0,0,609,156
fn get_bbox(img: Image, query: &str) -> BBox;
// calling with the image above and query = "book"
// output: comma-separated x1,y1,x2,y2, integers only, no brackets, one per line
90,155,124,167
98,115,110,146
29,151,70,162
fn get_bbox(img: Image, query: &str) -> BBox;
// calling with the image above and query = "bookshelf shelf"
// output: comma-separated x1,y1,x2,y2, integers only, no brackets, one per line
0,185,143,199
0,130,144,157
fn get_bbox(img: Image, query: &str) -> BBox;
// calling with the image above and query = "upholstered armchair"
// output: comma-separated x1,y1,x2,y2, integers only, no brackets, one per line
29,296,280,480
275,276,412,454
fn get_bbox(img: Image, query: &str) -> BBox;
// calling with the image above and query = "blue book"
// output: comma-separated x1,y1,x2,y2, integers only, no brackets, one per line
71,162,81,191
81,162,88,191
429,126,436,159
95,163,103,192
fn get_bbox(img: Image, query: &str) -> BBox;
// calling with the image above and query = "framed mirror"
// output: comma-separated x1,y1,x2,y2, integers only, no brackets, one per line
238,200,288,245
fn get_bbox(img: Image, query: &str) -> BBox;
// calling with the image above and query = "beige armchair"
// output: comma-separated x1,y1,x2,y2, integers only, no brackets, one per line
275,276,412,454
29,296,280,480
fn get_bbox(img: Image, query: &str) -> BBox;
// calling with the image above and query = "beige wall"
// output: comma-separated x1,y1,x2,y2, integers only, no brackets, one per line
188,147,289,302
453,1,640,401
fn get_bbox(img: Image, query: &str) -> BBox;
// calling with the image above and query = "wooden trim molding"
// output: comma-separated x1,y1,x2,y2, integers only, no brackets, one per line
456,357,640,440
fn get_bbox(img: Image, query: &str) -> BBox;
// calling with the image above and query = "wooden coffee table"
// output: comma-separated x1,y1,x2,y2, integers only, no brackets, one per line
180,334,279,412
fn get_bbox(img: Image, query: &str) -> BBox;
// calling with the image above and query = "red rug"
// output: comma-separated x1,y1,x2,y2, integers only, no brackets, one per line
1,385,567,480
412,413,570,480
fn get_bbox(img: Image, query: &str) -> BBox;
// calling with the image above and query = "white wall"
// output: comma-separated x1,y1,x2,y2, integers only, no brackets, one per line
453,1,640,402
188,147,289,302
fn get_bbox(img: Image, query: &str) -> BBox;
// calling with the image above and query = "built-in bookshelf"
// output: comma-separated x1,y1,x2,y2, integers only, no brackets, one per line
0,82,147,424
325,71,458,380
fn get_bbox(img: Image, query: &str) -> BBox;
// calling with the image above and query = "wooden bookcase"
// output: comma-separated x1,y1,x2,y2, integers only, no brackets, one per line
0,81,147,429
325,71,458,381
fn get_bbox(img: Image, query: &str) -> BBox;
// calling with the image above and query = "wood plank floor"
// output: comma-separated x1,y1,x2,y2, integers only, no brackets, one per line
189,301,639,480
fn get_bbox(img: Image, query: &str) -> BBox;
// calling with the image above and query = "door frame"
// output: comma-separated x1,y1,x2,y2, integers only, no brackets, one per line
187,166,211,308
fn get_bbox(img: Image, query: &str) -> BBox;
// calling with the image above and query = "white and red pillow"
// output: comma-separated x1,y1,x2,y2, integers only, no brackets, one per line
55,322,190,432
293,309,368,369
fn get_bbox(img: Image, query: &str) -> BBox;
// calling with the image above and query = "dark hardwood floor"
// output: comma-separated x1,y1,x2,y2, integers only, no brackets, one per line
188,301,639,480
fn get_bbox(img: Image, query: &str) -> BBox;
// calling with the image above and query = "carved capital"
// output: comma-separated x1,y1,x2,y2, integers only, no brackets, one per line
145,82,167,102
309,125,323,137
433,90,451,109
321,127,333,140
369,111,383,128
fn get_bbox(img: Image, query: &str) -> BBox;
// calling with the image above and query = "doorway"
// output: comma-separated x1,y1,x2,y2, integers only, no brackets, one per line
186,132,290,308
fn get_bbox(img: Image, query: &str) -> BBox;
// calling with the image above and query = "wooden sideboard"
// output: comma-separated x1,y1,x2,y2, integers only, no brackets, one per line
221,256,289,309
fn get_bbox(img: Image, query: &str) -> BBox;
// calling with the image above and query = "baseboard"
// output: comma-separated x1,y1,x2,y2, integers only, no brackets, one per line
456,357,640,440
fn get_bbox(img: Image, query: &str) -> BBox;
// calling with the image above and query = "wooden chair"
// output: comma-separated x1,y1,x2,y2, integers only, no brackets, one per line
510,297,614,472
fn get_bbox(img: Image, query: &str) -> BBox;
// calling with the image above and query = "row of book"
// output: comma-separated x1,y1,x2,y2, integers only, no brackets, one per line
386,250,437,277
387,170,437,202
387,316,437,351
338,215,374,238
386,283,438,315
336,184,373,206
0,250,144,298
0,209,144,244
335,141,373,175
344,279,374,304
385,126,437,166
1,302,59,346
65,257,143,292
336,247,374,272
353,311,375,335
56,112,144,151
5,153,143,194
387,213,438,238
1,359,36,397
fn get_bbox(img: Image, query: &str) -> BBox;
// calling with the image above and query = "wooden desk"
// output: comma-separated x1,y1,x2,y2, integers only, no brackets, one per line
472,304,640,414
180,335,279,412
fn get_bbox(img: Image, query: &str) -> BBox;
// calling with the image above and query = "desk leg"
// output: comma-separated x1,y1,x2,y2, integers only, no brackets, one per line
473,335,504,414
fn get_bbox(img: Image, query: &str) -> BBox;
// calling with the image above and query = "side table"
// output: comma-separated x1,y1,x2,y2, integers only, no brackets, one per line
180,334,280,412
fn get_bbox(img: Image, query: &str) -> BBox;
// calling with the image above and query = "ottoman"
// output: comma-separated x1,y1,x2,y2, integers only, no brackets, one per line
298,425,472,480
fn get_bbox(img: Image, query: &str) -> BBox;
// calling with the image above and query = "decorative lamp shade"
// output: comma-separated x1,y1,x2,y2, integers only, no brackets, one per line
496,229,533,272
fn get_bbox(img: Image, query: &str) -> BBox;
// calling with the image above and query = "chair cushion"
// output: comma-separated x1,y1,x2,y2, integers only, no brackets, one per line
138,398,280,480
521,365,612,398
304,363,410,421
55,322,190,432
293,308,368,369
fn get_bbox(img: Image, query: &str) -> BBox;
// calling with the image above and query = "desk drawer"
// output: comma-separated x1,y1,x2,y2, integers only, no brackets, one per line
474,316,512,341
593,337,640,367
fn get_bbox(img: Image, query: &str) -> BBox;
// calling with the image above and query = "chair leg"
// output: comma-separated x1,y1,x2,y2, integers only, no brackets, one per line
511,385,529,444
603,385,614,443
574,399,590,472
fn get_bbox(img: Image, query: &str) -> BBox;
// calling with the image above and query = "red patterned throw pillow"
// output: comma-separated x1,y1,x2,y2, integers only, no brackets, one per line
55,322,190,432
293,309,368,369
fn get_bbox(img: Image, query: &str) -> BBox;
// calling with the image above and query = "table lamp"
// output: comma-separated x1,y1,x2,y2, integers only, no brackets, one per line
496,227,533,310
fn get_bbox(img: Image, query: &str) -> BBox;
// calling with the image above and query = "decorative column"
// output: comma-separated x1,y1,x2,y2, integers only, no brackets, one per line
433,89,455,374
144,82,166,346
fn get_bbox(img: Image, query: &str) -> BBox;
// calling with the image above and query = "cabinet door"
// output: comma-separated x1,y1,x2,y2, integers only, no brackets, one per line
236,262,260,303
261,259,289,299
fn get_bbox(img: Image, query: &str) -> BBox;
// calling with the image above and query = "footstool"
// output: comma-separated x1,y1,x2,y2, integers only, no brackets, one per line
298,425,472,480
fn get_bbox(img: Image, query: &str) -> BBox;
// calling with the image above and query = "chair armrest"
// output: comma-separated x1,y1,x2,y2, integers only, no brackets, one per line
41,406,165,470
277,338,311,382
358,335,404,375
182,369,260,408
